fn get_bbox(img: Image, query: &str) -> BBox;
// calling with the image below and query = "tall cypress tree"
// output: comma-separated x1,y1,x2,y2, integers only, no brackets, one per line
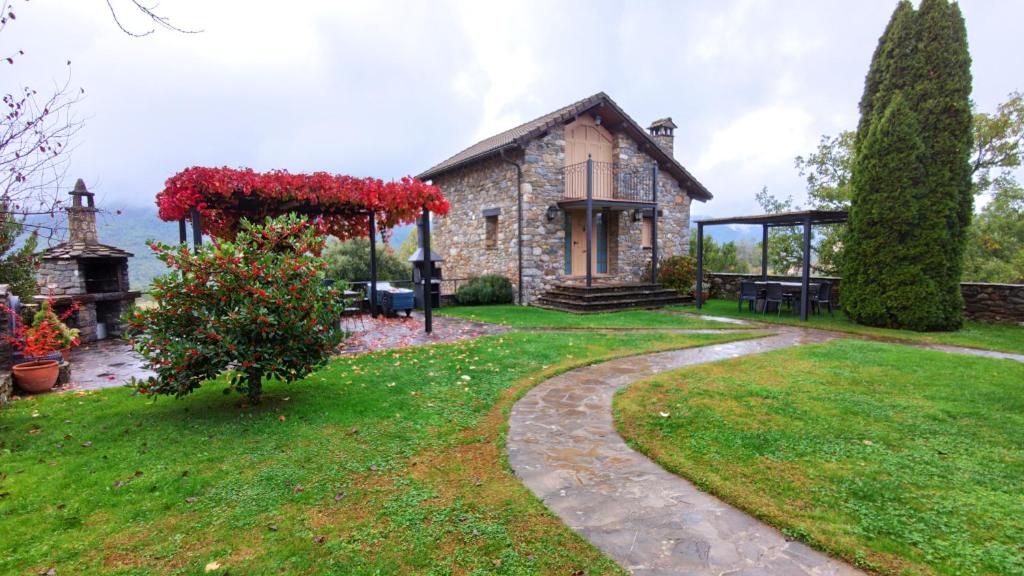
844,0,973,330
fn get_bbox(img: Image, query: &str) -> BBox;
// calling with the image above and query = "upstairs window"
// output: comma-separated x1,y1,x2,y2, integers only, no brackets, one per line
485,214,498,248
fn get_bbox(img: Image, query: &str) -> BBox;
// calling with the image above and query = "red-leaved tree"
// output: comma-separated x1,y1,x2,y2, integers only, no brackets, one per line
126,214,345,403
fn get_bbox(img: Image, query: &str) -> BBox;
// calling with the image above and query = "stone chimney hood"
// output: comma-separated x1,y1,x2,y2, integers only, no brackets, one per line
67,178,99,245
647,117,677,157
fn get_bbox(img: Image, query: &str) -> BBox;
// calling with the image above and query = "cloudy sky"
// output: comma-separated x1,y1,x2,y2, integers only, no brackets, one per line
4,0,1022,220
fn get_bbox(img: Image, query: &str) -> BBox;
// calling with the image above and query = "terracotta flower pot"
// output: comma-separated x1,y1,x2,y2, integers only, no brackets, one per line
13,360,60,394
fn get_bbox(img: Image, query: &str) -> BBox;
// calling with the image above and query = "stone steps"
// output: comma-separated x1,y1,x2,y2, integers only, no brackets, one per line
535,283,690,313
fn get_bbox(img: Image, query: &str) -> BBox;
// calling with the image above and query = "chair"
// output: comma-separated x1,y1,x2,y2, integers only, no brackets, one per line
738,281,759,312
812,282,834,316
763,282,784,316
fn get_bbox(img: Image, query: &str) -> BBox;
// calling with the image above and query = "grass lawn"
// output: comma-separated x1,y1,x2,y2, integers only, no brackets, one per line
438,304,749,330
615,339,1024,575
0,330,758,575
675,298,1024,355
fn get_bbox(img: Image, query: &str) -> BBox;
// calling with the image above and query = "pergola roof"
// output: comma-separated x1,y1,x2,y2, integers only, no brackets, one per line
696,209,848,228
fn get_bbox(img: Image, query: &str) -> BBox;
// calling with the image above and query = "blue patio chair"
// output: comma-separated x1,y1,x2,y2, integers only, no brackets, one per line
812,281,834,316
738,280,759,312
763,282,784,316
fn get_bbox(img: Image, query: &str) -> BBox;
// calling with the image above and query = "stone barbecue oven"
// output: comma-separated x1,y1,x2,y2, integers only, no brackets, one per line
35,179,140,342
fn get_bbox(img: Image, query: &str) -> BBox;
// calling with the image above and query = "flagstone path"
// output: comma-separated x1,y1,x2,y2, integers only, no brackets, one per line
508,329,862,576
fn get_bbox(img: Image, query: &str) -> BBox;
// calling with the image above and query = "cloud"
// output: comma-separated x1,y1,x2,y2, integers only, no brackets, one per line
696,105,815,174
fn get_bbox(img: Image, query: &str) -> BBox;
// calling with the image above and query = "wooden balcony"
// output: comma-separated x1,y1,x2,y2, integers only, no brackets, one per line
560,160,656,209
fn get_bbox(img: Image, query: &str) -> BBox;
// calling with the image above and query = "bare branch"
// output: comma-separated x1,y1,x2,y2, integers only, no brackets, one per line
105,0,202,37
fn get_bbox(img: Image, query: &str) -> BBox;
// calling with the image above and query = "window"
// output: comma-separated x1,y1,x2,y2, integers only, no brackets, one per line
485,214,498,248
641,216,653,249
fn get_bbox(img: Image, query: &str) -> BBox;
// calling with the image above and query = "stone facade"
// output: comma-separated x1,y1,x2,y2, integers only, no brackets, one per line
710,272,1024,325
432,117,693,305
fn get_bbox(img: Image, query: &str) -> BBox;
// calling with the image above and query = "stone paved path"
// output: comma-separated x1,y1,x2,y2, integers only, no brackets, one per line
508,329,866,576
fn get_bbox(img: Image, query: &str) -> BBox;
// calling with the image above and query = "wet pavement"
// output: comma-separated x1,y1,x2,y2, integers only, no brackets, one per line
67,339,154,391
60,312,509,391
337,311,509,354
507,329,865,576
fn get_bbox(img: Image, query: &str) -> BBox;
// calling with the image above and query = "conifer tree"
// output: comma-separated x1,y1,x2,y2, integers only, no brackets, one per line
844,0,973,330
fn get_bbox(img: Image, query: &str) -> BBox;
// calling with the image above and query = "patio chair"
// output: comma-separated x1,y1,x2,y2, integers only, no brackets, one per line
738,280,759,312
763,282,785,316
812,281,834,316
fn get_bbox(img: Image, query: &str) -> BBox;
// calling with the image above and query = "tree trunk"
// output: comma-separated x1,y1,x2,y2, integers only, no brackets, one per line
247,371,263,404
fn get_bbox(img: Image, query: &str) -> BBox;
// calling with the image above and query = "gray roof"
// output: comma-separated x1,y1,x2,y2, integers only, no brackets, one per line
39,242,133,259
417,92,712,202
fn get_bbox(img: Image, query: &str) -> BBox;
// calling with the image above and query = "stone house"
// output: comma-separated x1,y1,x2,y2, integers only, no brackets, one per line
417,92,712,307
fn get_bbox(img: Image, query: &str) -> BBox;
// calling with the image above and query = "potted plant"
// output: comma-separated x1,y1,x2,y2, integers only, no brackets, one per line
2,300,78,394
32,301,80,361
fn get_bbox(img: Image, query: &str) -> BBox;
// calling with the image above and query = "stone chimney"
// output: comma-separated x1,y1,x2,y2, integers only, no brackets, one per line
67,178,98,244
647,117,678,157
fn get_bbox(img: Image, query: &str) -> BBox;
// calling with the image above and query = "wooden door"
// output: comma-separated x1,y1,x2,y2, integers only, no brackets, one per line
566,210,608,276
565,115,614,199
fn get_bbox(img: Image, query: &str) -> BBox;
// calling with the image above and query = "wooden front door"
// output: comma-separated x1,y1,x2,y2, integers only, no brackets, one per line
565,115,614,199
565,210,608,276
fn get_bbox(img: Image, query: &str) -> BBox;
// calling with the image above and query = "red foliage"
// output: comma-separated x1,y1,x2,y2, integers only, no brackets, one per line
156,167,448,240
1,300,80,358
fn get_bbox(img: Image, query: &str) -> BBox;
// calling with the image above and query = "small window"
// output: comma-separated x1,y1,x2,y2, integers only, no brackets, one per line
485,215,498,248
641,216,653,249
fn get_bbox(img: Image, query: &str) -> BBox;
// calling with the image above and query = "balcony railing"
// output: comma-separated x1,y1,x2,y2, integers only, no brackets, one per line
561,161,655,204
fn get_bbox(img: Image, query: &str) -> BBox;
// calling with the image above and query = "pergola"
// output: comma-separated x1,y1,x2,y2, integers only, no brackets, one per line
694,209,847,321
156,167,449,333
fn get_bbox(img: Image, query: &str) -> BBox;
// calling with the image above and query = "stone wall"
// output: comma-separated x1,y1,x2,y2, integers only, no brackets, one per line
36,259,83,296
710,272,1024,325
961,282,1024,324
431,114,694,305
431,154,522,298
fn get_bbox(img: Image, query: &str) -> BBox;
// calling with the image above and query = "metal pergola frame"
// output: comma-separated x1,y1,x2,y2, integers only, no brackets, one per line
178,205,437,334
694,210,847,321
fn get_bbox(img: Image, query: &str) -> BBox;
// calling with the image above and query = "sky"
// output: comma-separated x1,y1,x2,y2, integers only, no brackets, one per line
4,0,1022,222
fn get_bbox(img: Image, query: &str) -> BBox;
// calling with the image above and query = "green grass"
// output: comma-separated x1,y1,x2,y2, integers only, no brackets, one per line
438,304,748,330
676,298,1024,354
0,330,756,575
615,339,1024,575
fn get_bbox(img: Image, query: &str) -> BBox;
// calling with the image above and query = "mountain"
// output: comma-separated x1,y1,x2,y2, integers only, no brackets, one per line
29,207,416,290
689,214,762,244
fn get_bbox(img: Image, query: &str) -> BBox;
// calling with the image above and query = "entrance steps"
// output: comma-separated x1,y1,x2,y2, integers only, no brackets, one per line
534,282,690,313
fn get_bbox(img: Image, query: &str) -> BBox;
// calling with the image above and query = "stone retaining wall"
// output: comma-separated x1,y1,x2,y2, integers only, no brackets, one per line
960,282,1024,324
709,272,1024,325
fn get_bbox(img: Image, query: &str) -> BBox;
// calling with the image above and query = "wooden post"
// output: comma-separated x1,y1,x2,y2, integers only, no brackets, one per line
800,216,811,321
189,208,203,251
761,223,769,280
696,222,704,309
422,206,433,334
585,155,593,288
368,210,378,318
651,163,659,284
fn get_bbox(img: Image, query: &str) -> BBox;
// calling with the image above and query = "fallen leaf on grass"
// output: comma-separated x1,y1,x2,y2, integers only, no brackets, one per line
204,561,221,573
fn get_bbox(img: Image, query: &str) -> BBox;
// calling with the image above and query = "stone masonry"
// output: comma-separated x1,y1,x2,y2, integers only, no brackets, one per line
710,272,1024,325
432,116,692,305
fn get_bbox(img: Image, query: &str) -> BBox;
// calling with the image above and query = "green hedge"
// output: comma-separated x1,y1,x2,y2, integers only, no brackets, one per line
455,275,515,305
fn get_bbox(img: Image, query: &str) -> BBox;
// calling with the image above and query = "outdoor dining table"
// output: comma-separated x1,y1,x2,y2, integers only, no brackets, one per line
753,281,816,314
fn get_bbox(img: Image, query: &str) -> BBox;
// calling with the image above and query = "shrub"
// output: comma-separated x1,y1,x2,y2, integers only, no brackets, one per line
456,275,514,305
323,237,411,281
643,255,706,296
125,214,346,403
